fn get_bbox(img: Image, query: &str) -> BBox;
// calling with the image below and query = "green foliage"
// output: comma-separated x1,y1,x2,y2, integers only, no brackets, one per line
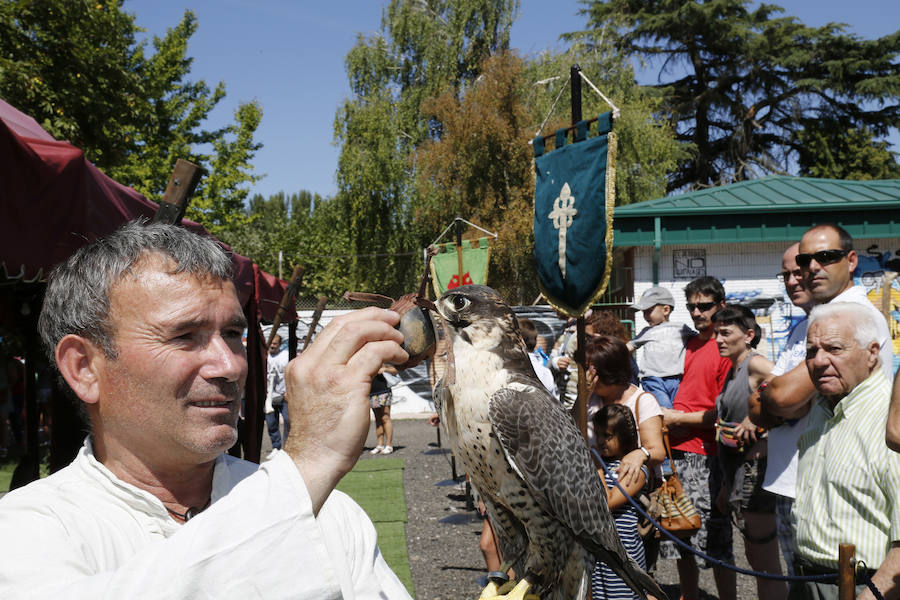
797,126,900,180
221,191,358,301
334,0,520,295
0,0,145,166
188,101,262,237
577,0,900,190
0,0,262,231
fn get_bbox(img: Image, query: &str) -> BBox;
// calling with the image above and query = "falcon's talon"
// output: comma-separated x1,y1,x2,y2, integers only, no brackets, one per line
496,580,516,595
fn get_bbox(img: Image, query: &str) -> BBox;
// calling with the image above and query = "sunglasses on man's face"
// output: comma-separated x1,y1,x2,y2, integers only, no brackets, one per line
686,302,717,313
776,269,803,283
795,249,848,268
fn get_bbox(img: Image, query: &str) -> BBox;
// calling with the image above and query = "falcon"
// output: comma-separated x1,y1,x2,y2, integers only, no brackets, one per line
433,285,663,600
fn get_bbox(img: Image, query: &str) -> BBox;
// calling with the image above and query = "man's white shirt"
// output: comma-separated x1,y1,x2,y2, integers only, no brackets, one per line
0,440,411,599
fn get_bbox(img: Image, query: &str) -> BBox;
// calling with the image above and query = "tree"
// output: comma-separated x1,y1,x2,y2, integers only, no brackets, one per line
334,0,519,294
189,101,262,237
414,52,535,302
0,0,262,227
223,190,358,302
577,0,900,190
0,0,146,166
412,38,685,301
797,125,900,180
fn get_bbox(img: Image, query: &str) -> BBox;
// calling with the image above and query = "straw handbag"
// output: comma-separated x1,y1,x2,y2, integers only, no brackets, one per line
649,428,701,537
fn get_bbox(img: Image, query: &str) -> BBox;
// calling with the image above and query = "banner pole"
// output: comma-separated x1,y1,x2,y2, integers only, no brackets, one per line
570,64,582,125
575,317,588,440
455,216,464,285
569,63,589,443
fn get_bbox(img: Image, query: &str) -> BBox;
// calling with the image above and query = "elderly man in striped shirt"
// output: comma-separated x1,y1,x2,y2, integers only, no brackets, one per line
791,302,900,600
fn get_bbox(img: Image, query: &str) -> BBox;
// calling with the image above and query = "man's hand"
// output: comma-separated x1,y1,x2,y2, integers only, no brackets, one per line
857,542,900,600
284,307,408,514
555,356,572,370
427,413,440,427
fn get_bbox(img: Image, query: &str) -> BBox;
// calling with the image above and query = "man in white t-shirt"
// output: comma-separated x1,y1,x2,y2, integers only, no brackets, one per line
757,225,894,574
265,333,291,451
748,243,812,573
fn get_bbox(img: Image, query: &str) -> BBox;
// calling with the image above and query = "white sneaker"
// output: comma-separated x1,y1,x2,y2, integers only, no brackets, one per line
381,446,393,455
369,445,384,455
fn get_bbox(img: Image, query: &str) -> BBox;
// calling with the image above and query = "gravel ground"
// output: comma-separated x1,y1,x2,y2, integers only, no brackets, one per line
359,417,781,600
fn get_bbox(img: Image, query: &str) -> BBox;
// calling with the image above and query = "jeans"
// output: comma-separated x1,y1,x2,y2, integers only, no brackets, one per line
266,400,290,450
640,375,680,409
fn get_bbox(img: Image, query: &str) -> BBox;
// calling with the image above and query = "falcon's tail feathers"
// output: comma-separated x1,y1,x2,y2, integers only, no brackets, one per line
593,548,666,600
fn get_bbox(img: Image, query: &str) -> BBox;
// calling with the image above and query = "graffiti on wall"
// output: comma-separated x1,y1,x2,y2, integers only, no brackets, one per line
673,249,707,280
856,246,900,358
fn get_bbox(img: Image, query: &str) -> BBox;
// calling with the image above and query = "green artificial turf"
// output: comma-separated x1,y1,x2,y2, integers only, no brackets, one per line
0,461,14,493
336,457,414,596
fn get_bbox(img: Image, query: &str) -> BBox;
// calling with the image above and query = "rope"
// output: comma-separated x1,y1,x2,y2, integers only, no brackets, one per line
532,74,571,139
578,71,620,119
591,448,835,583
429,218,498,248
857,561,885,600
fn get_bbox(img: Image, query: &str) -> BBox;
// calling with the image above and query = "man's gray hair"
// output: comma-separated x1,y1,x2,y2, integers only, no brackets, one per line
39,220,234,362
808,302,880,348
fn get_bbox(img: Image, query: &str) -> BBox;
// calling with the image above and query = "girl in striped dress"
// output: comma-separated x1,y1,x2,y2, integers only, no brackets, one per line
591,404,648,600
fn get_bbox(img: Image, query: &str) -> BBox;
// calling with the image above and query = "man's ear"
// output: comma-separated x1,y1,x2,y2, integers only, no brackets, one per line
55,335,105,405
662,305,672,317
846,249,859,273
866,340,880,371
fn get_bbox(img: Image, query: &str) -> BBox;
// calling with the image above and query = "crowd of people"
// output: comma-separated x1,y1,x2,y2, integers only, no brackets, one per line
534,223,899,600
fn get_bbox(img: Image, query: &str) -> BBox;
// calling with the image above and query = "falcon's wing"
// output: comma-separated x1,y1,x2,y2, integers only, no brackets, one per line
487,381,618,545
488,381,664,600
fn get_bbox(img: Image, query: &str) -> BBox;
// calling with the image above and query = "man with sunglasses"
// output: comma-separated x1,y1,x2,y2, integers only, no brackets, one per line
747,243,813,575
760,224,893,423
660,276,735,600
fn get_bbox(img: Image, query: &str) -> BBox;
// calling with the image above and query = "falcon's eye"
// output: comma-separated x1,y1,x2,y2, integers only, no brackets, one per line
452,295,469,311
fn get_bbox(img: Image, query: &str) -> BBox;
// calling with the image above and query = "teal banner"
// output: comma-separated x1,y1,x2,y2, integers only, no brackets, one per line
533,113,616,317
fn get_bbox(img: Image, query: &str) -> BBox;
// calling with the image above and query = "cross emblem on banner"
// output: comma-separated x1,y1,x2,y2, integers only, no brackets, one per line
548,182,577,277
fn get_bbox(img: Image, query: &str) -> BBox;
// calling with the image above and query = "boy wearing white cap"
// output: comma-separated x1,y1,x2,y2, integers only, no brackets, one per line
627,286,695,408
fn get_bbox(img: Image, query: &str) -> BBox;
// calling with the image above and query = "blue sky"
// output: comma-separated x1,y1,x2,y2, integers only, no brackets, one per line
126,0,900,201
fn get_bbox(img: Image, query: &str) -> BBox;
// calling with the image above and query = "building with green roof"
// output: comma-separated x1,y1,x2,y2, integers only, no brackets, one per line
609,176,900,362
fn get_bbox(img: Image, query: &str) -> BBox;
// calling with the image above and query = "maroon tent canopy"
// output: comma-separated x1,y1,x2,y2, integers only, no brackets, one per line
0,98,292,321
0,97,295,465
